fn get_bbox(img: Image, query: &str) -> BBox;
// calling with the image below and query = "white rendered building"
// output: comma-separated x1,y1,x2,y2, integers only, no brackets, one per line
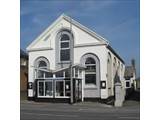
26,14,125,103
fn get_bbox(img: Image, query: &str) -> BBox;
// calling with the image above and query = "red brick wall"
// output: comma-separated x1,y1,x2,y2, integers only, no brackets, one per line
20,66,28,91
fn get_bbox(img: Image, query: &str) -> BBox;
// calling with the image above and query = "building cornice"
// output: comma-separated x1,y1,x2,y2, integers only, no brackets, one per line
27,47,53,52
74,42,107,48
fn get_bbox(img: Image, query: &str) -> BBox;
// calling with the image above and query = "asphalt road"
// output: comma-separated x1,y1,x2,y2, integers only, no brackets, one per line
21,101,140,120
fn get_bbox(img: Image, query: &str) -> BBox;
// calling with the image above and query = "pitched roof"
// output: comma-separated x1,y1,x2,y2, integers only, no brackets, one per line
124,66,135,78
107,45,124,64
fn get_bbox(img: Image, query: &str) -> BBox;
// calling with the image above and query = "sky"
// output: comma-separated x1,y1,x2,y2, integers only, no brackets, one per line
20,0,140,77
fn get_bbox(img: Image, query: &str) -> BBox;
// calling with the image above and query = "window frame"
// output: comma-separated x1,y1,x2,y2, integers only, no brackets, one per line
126,81,131,88
34,57,50,79
81,53,100,89
85,57,97,86
59,32,71,62
55,80,70,98
37,80,54,98
38,60,48,69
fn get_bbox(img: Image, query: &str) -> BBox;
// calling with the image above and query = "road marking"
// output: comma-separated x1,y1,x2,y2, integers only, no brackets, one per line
22,112,78,118
118,116,139,119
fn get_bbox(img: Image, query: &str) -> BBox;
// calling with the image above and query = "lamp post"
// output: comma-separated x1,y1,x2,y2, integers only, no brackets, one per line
69,15,74,104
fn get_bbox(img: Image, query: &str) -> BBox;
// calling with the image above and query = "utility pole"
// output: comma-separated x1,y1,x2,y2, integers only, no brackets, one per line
69,15,73,104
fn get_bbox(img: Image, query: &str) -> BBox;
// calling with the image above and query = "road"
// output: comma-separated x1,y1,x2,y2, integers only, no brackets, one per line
21,101,140,120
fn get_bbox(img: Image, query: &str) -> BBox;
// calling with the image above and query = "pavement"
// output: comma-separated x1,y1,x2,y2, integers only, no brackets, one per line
20,100,140,120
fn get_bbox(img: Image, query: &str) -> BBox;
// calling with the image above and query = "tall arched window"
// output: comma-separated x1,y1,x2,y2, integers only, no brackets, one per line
55,29,74,68
118,61,120,75
60,33,70,61
113,57,117,77
121,64,123,72
81,53,100,97
85,57,96,85
107,52,112,96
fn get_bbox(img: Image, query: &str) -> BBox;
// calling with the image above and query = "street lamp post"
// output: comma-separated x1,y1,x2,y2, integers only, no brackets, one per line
69,15,74,104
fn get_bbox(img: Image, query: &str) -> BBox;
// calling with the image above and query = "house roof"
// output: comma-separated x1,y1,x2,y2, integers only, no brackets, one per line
20,49,28,59
107,45,124,64
124,66,135,78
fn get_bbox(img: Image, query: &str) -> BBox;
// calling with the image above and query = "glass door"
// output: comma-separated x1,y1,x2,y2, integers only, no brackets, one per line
55,80,70,98
38,81,44,96
45,81,53,96
55,81,64,97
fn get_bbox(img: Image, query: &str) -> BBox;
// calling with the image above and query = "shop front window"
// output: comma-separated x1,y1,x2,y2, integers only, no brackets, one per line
38,80,53,97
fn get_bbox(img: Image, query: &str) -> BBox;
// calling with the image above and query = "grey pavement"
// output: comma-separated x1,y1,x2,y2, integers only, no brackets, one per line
21,100,140,120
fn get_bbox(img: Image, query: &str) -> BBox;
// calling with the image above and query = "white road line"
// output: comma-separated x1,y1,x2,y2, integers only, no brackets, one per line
22,112,78,117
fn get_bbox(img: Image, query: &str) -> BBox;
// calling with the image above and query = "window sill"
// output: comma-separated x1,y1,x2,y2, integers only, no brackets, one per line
84,84,98,90
125,87,131,89
37,96,54,98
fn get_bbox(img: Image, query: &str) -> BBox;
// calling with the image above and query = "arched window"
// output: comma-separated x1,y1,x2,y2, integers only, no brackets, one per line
81,53,100,97
35,57,53,97
38,61,47,69
85,57,96,85
118,61,120,75
121,64,123,72
60,33,70,61
35,57,50,78
113,57,117,76
107,52,112,94
113,57,116,67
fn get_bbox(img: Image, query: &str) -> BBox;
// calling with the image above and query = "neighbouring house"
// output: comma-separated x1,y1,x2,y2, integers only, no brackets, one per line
124,59,136,91
20,49,28,92
26,14,126,103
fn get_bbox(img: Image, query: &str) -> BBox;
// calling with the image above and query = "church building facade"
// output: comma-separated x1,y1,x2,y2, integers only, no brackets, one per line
26,14,125,103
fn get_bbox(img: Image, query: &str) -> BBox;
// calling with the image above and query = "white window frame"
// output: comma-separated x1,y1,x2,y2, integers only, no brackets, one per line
34,57,50,79
59,33,71,62
37,80,54,98
125,80,131,88
85,58,97,87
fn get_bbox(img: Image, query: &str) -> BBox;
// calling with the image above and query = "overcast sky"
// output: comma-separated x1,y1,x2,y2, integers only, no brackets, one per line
20,0,140,77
